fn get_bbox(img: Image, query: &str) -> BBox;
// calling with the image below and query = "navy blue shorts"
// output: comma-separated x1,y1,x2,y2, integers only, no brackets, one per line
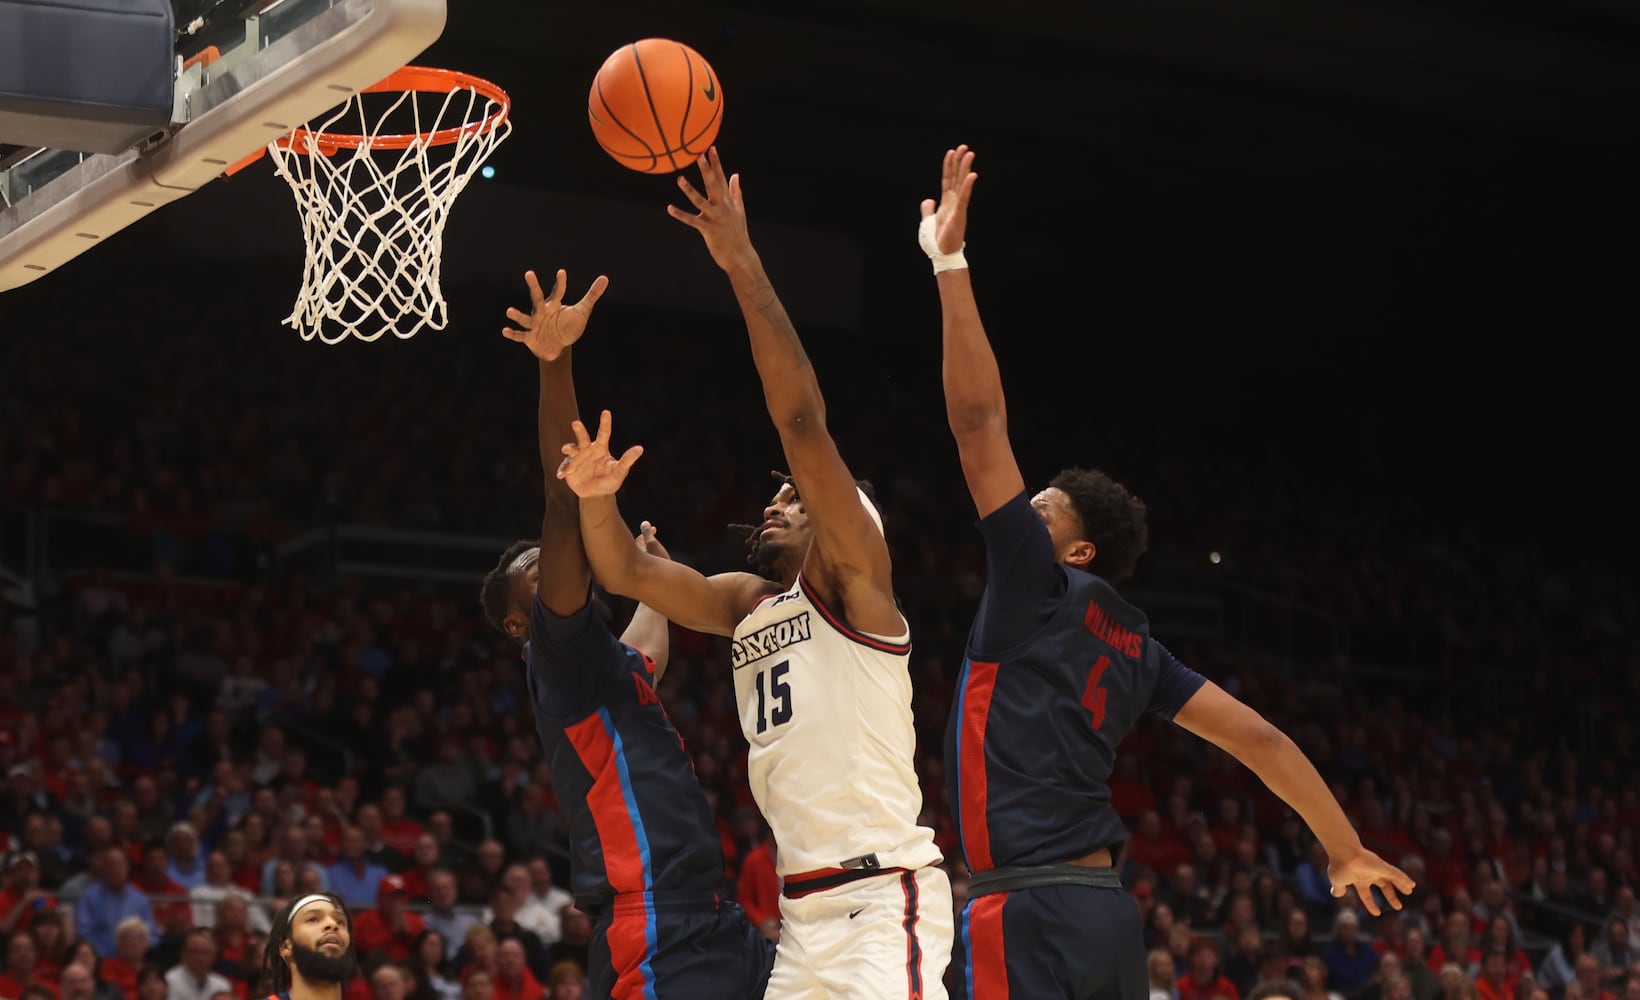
587,896,775,1000
951,884,1145,1000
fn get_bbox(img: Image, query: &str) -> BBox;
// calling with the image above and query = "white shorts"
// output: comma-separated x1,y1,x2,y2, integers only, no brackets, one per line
765,865,953,1000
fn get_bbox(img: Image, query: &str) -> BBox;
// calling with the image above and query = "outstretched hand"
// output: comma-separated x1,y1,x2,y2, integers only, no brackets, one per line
555,410,645,498
502,269,609,362
918,144,978,255
1328,847,1417,917
667,147,757,273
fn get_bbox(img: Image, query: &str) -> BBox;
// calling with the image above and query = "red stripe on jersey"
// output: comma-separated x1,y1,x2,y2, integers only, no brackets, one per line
968,893,1009,1000
605,908,653,999
958,659,1001,871
564,716,647,893
797,576,911,655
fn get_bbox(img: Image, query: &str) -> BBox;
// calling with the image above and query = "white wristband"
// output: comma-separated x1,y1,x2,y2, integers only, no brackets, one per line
917,215,968,274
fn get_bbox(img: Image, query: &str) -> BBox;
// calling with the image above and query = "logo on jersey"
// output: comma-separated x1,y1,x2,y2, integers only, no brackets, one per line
731,612,812,669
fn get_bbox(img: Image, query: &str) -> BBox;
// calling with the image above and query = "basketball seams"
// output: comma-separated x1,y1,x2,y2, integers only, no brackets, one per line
589,39,722,173
676,42,696,155
591,76,658,171
629,42,680,173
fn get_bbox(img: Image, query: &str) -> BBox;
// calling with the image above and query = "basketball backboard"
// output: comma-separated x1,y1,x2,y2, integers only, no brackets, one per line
0,0,446,292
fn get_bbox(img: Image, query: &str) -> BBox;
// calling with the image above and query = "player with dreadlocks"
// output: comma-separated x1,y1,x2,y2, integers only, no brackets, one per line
259,893,356,1000
480,269,773,999
559,147,953,999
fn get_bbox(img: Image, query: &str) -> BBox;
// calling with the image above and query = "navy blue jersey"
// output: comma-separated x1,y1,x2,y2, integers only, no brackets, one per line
524,596,726,910
944,492,1206,871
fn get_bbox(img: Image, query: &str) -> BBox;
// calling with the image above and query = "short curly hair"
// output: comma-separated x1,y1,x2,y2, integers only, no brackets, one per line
480,540,537,637
1049,467,1148,583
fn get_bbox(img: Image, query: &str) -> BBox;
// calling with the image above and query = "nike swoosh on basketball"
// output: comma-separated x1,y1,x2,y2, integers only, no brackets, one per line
848,907,866,919
701,71,716,101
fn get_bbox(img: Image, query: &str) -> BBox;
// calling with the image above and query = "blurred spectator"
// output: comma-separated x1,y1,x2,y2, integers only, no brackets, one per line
1591,920,1635,987
189,851,270,932
357,806,405,874
399,836,442,903
1152,949,1182,1000
135,965,168,1000
165,823,206,890
1180,940,1243,1000
423,871,477,962
132,842,190,934
543,908,589,978
408,929,461,1000
73,846,156,957
329,827,392,907
1225,927,1266,999
377,788,423,858
544,960,583,1000
208,892,255,977
459,842,506,907
354,875,426,963
519,861,571,947
490,940,542,1000
736,834,779,944
260,823,327,896
0,931,49,998
0,850,58,935
30,908,71,982
165,929,233,1000
1322,909,1379,994
370,962,408,1000
461,968,494,1000
484,885,550,982
102,916,154,998
1300,955,1346,1000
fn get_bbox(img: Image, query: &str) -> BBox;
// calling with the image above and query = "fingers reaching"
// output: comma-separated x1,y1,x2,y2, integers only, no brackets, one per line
573,274,610,311
525,270,545,309
677,175,710,211
595,409,614,445
570,419,592,449
547,268,567,305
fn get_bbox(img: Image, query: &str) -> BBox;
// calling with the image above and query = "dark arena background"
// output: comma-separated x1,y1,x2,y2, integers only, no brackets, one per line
2,1,1637,999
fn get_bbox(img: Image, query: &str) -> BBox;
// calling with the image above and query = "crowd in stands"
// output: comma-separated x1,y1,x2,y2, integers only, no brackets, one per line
2,276,1636,1000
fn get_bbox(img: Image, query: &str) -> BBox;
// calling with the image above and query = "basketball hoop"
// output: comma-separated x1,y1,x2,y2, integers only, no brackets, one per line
263,66,511,344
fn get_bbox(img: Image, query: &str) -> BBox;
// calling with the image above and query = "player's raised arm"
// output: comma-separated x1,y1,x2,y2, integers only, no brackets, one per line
501,269,609,615
668,147,897,630
1172,679,1416,915
919,145,1027,520
617,521,673,681
558,410,775,638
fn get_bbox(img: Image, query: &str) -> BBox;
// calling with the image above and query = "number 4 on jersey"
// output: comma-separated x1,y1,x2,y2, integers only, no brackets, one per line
1081,655,1111,730
755,660,793,735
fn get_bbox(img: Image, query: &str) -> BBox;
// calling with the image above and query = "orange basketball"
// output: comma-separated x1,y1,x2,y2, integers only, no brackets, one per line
588,39,724,174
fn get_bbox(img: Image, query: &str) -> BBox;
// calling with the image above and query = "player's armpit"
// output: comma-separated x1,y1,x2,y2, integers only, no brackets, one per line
951,415,1027,521
615,556,772,639
776,421,903,637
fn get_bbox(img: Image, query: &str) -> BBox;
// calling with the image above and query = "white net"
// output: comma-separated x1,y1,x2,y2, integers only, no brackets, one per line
267,75,511,344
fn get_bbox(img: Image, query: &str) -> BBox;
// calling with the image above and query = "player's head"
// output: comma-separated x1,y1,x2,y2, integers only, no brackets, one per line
480,540,542,645
1033,468,1148,582
480,541,612,646
734,472,882,582
263,892,356,994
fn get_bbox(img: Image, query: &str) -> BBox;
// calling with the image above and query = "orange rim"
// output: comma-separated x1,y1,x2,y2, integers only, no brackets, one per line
274,66,510,156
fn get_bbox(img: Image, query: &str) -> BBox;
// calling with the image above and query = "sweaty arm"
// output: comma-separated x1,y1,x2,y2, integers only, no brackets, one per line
535,352,592,615
1172,676,1418,917
670,149,896,631
923,146,1027,519
578,492,773,638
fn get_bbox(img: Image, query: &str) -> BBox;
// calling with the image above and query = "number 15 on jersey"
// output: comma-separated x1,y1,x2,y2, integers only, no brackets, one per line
755,660,793,734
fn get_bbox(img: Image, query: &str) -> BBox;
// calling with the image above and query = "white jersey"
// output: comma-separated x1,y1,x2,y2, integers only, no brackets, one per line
731,574,942,878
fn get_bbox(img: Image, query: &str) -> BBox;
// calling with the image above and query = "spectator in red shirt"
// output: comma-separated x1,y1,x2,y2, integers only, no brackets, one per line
131,844,190,938
102,917,152,1000
377,789,424,859
353,876,426,963
490,941,542,1000
736,838,779,943
1428,913,1481,977
1109,755,1158,820
1179,941,1243,1000
1474,947,1517,1000
0,930,52,999
0,851,57,936
1424,830,1470,899
1130,811,1193,876
396,836,440,905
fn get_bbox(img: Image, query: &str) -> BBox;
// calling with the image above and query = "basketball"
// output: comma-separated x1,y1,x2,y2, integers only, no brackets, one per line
588,38,724,174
